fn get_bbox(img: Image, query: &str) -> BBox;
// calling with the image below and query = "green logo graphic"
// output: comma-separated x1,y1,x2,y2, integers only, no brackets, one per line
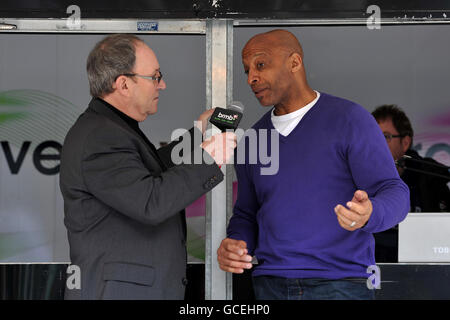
0,89,81,261
0,89,81,147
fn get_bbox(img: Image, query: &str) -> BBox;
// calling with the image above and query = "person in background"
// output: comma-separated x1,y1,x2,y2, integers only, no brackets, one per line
372,104,450,262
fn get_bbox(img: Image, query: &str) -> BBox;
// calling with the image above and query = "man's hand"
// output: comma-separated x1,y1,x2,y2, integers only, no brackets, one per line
217,238,253,274
201,132,237,166
195,108,215,135
334,190,373,231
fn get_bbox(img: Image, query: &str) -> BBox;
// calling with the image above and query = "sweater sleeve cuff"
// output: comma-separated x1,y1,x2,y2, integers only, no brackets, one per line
227,231,256,256
361,198,382,233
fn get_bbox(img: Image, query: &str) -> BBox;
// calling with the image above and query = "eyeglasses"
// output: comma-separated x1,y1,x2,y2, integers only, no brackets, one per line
120,71,163,84
384,133,404,142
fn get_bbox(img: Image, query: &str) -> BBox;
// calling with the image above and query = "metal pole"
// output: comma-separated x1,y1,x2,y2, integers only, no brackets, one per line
225,19,234,301
205,19,233,300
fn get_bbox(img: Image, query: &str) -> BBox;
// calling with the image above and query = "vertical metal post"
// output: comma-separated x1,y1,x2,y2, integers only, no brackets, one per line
225,19,234,301
205,19,233,300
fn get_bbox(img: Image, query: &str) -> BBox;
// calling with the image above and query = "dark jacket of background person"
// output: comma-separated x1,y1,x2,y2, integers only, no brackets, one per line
375,149,450,262
401,149,450,213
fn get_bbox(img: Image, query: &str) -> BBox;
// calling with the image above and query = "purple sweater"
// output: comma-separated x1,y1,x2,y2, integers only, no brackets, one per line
227,92,410,279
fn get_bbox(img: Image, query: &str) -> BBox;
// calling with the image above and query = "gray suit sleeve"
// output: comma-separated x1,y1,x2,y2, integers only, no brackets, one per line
81,128,223,226
157,127,200,169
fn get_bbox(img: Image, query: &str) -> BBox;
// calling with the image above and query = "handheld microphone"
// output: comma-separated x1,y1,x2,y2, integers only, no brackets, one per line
209,101,244,132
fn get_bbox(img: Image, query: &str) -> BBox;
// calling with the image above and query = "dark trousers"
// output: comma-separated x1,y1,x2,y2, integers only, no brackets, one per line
252,276,375,300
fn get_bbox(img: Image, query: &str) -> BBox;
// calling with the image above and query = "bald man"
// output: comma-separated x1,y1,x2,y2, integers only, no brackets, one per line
217,30,410,300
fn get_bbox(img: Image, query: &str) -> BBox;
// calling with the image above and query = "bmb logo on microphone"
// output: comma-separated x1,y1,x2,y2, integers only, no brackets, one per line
217,112,237,121
210,102,244,132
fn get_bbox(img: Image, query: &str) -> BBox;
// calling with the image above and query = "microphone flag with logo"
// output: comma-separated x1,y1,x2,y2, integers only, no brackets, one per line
209,101,244,132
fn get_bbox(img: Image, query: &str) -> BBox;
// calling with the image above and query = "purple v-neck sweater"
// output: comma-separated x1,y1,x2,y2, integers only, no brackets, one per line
227,92,410,279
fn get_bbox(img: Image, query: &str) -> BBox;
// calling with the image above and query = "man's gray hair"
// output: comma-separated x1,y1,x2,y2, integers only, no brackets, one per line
87,34,144,97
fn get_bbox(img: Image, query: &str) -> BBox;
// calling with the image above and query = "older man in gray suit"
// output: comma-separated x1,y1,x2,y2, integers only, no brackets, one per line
59,34,236,300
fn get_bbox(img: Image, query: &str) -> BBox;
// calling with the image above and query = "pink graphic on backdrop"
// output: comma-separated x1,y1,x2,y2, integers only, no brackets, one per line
185,195,205,218
414,132,450,166
425,109,450,127
414,109,450,166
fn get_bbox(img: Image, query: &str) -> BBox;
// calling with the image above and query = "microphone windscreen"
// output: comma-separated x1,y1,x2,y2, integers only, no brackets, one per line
228,101,244,113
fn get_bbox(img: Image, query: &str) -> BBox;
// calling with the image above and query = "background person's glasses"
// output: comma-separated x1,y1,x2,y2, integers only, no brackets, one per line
121,71,163,84
384,133,404,142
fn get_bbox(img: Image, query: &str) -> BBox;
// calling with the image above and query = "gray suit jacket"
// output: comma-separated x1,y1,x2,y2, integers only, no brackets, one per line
59,98,223,300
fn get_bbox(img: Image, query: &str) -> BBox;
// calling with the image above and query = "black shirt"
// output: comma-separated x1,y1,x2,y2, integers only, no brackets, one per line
96,98,167,170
